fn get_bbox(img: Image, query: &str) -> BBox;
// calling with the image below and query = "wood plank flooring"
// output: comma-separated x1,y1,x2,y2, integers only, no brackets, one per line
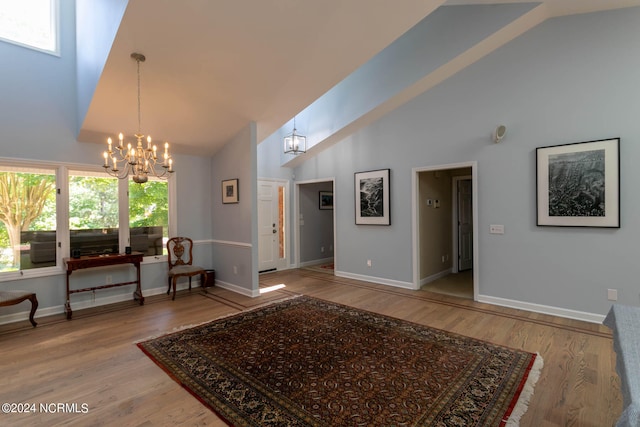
0,269,621,426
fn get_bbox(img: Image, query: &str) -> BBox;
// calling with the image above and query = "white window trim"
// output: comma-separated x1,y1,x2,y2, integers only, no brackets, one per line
0,157,175,281
0,0,60,56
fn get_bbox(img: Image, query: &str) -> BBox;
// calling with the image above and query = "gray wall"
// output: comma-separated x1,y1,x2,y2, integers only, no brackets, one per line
211,122,258,296
0,1,215,321
2,3,638,324
262,6,640,319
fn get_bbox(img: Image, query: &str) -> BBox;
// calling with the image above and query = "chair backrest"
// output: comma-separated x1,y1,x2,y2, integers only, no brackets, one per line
167,237,194,268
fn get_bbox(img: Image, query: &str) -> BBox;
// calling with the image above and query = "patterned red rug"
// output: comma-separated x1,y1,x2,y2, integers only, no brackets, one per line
137,296,542,426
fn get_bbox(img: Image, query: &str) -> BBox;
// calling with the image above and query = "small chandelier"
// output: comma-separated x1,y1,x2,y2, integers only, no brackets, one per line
283,117,306,155
102,52,174,184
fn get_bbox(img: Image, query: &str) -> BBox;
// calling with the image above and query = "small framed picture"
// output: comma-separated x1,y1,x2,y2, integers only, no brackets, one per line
536,138,619,227
355,169,390,225
319,191,333,210
222,179,239,204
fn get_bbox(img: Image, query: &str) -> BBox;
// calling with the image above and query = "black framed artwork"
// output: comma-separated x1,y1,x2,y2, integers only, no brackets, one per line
319,191,333,210
355,169,390,225
536,138,619,227
222,178,239,204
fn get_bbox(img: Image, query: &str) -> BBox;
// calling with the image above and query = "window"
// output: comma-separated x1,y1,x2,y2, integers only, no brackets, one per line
0,161,173,278
0,0,58,54
0,166,56,272
68,170,119,256
129,178,169,255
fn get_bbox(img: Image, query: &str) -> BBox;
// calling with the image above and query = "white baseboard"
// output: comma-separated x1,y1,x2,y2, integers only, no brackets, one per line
214,279,260,298
0,281,201,326
335,270,415,290
299,257,333,268
420,268,453,286
477,294,606,324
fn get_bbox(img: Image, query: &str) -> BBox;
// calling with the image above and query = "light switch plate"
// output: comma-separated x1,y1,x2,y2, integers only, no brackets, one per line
489,224,504,234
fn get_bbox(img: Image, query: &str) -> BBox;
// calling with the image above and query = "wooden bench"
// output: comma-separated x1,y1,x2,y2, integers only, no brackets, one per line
0,291,38,327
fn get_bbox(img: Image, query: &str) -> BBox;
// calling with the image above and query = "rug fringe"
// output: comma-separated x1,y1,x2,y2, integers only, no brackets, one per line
134,294,303,344
504,352,544,426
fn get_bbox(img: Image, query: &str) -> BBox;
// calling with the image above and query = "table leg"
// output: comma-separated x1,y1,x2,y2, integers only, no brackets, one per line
134,262,144,305
66,271,72,320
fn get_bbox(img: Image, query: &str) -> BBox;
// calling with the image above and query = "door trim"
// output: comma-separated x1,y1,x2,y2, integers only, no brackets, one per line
412,162,478,300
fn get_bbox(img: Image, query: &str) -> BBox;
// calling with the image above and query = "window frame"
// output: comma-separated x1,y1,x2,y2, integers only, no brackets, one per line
0,0,60,56
0,159,175,283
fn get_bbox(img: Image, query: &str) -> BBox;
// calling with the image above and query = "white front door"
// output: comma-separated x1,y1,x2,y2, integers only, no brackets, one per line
258,180,286,272
457,178,473,271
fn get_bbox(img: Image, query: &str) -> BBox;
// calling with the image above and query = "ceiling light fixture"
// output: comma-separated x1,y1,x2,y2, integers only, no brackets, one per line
102,52,174,184
283,117,306,155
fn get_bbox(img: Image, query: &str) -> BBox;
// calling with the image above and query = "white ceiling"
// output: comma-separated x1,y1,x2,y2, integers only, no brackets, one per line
78,0,640,157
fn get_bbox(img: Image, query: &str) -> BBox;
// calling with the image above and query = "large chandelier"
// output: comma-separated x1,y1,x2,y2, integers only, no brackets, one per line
283,116,306,155
102,52,174,184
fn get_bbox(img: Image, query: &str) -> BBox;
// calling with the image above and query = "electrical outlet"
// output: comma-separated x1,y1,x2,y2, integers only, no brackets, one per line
233,266,238,275
608,289,618,301
367,259,372,267
106,275,112,284
321,246,325,253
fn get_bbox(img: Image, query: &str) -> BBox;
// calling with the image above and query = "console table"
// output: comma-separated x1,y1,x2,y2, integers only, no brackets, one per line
63,252,144,319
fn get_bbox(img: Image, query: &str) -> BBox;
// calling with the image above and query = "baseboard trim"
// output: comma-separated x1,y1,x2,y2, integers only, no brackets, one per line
420,268,453,286
0,281,201,326
335,271,415,290
214,280,260,298
477,294,606,324
299,257,333,268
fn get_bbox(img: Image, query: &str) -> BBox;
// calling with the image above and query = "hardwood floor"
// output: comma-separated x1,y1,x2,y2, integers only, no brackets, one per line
0,269,620,426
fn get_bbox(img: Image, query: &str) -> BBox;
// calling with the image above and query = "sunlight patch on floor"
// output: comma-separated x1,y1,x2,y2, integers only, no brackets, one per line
260,284,286,294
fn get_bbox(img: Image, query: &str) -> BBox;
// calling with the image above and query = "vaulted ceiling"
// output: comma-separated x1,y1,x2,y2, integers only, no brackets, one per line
77,0,640,157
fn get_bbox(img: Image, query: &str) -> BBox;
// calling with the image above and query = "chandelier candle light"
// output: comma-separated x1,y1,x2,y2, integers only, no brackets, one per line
102,52,174,184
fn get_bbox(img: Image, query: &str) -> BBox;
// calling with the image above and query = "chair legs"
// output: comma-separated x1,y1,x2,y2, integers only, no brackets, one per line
166,272,206,300
28,294,38,327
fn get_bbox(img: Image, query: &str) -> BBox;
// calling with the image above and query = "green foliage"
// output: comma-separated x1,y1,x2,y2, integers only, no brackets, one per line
69,176,119,229
0,222,7,248
129,180,168,231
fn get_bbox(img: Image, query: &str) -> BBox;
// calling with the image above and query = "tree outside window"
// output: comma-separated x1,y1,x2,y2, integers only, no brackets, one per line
0,169,56,271
68,171,119,256
129,178,168,255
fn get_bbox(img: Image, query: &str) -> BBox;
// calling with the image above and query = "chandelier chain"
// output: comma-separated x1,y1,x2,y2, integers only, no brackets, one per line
137,57,142,135
101,52,174,183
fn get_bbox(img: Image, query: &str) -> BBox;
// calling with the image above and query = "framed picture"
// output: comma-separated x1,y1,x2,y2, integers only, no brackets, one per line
355,169,390,225
536,138,619,227
319,191,333,210
222,178,239,204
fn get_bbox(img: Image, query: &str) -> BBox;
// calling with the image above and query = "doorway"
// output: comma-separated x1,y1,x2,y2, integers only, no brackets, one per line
294,179,335,271
413,163,477,299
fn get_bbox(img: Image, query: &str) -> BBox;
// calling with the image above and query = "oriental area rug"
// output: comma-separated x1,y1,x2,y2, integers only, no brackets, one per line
137,295,542,426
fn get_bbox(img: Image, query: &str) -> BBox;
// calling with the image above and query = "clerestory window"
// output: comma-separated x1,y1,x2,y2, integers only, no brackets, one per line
0,0,59,55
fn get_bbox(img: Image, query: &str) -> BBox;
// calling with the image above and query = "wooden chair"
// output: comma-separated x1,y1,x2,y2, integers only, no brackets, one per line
0,291,38,327
166,237,206,300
